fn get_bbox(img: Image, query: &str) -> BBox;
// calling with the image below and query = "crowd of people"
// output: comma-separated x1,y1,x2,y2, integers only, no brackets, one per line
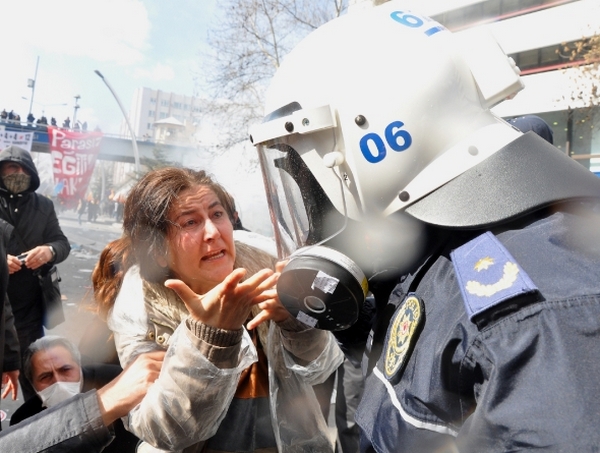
0,2,600,453
1,109,89,132
76,195,125,225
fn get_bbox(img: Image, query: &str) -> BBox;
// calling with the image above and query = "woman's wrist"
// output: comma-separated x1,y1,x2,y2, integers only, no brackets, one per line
186,318,242,346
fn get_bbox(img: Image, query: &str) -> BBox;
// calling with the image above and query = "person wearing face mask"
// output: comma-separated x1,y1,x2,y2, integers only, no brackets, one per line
9,335,140,452
0,348,165,453
0,145,71,401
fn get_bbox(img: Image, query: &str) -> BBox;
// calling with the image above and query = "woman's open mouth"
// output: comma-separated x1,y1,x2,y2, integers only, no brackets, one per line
202,250,225,262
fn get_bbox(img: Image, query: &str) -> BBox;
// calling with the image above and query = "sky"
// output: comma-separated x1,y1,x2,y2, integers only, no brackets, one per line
0,0,218,134
0,0,277,235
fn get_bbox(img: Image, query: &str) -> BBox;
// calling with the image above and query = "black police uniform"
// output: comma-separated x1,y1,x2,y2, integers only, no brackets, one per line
353,133,600,452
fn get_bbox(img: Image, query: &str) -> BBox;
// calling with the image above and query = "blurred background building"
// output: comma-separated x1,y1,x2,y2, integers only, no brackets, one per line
124,87,204,145
390,0,600,173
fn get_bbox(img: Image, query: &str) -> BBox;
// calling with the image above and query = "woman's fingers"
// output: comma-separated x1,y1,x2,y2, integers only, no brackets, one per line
164,279,198,304
165,268,284,330
246,309,271,331
275,260,289,273
240,270,278,301
247,294,292,330
219,267,248,291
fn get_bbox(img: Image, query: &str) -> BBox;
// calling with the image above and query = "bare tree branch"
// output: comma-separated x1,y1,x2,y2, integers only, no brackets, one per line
196,0,348,149
558,33,600,129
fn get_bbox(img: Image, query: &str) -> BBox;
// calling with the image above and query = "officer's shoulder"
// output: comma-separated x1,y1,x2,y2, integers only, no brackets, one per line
450,232,540,326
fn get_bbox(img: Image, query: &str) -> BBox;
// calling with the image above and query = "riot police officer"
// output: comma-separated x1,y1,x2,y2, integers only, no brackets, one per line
249,1,600,451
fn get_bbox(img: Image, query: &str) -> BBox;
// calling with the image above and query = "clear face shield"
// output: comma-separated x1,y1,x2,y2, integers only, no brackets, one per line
252,103,369,331
253,97,430,330
257,139,369,331
256,142,345,258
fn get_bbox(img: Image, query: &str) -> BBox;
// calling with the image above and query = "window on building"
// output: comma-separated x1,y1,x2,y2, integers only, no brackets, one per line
159,112,167,119
432,0,578,30
161,100,169,107
148,110,154,117
150,98,156,103
515,49,540,70
540,46,559,66
508,40,582,73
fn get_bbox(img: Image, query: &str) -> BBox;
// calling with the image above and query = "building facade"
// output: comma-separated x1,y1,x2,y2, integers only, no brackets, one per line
392,0,600,172
124,87,203,145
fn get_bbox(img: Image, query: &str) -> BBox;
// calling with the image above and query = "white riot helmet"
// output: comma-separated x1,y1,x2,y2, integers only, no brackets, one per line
250,2,523,330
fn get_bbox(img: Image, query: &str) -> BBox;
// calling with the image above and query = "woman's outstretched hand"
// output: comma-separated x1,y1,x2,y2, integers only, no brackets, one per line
247,260,291,330
165,268,279,331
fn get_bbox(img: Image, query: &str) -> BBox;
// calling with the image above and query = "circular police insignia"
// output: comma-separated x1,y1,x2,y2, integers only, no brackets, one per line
383,295,424,380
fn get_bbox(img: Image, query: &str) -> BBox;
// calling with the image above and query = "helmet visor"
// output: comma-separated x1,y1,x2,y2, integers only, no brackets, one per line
256,142,345,259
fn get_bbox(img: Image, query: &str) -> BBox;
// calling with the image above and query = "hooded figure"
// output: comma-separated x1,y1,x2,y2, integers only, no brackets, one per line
0,145,70,401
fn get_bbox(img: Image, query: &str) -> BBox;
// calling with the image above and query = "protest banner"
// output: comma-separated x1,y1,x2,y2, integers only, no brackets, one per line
47,126,103,207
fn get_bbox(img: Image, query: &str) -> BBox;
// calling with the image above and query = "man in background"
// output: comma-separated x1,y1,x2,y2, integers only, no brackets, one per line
0,145,71,400
11,335,139,452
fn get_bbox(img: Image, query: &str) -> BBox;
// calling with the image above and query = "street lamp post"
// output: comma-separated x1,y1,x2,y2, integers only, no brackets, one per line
94,70,140,173
27,56,40,116
73,95,81,127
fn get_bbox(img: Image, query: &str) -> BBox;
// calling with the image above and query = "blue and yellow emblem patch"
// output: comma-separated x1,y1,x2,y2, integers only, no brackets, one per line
451,231,538,321
383,295,423,381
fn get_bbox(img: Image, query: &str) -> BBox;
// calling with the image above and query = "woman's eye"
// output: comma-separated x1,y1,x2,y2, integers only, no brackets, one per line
213,211,224,219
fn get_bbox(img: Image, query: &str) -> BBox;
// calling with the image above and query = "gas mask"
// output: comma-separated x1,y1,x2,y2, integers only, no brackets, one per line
250,1,524,331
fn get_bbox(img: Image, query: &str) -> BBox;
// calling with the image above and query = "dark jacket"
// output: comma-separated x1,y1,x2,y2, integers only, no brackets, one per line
1,219,21,393
10,364,139,452
0,146,70,328
357,209,600,452
347,134,600,452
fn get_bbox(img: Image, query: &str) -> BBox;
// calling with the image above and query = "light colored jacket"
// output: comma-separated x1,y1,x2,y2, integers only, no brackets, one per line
107,242,344,452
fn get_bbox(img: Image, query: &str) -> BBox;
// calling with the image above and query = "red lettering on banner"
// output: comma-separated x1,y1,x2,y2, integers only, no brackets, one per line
48,126,103,208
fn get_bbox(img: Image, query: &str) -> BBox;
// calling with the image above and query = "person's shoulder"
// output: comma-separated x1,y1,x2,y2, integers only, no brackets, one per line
31,193,56,211
108,265,148,328
9,396,44,426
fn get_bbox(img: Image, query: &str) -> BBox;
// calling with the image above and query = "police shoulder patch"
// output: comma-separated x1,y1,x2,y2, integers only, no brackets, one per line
382,294,424,381
451,231,538,321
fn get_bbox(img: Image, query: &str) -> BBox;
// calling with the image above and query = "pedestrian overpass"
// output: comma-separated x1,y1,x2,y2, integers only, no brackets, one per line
6,122,209,166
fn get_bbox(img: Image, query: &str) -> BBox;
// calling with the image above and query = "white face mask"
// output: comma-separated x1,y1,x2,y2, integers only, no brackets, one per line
37,380,82,408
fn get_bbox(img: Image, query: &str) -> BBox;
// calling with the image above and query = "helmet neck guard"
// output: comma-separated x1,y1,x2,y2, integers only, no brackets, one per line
406,132,600,229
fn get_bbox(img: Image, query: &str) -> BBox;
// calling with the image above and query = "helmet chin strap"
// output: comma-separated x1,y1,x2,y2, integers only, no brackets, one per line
318,165,349,245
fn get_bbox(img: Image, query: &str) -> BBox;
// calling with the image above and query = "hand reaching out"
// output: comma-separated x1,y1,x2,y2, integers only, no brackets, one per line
165,267,279,331
96,350,165,426
246,261,292,330
246,290,292,330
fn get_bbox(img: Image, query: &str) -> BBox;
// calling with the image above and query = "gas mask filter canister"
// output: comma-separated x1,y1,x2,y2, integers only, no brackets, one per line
277,245,368,331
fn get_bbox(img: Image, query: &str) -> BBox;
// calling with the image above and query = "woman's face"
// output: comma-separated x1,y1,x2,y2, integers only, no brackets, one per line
163,185,235,294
